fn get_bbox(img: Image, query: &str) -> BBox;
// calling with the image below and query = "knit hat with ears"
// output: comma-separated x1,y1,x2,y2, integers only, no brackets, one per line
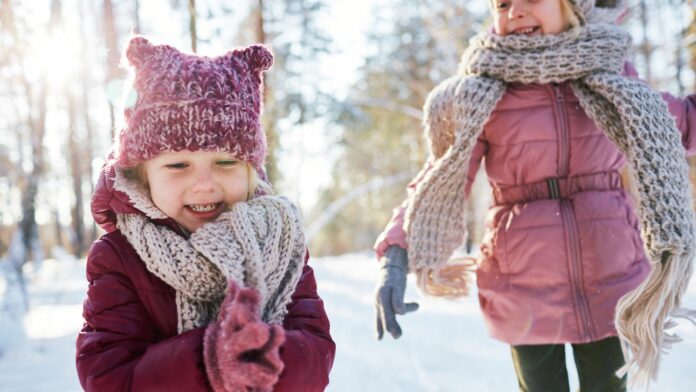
115,36,273,172
568,0,628,25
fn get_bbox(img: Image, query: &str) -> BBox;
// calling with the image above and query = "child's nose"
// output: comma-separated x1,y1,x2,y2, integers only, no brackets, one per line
508,1,526,18
191,170,217,193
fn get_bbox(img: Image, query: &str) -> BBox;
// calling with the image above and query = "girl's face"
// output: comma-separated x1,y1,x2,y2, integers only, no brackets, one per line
492,0,569,36
143,150,250,233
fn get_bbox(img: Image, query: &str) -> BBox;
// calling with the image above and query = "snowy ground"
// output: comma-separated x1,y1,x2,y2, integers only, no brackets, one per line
1,252,695,391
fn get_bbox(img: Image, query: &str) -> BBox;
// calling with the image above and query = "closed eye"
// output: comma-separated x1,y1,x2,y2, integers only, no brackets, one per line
165,162,188,170
216,160,240,167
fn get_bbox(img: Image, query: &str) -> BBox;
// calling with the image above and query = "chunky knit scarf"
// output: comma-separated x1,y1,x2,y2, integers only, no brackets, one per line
116,195,306,333
404,23,696,387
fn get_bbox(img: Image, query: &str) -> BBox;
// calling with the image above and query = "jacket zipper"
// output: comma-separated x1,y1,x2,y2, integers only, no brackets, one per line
552,84,596,341
560,200,595,341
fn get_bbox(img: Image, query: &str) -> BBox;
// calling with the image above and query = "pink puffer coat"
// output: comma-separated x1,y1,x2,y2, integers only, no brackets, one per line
375,64,696,345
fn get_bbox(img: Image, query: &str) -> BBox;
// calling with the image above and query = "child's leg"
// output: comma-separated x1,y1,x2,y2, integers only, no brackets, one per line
510,344,570,392
571,336,626,392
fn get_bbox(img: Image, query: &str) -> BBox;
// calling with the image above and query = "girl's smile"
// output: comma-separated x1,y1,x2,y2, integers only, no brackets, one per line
511,26,541,35
185,202,226,218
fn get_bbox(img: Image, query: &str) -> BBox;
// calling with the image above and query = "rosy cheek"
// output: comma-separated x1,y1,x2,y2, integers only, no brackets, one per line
492,19,506,35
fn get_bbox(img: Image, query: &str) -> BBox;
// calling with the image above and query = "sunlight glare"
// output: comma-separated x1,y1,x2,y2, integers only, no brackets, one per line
27,28,81,90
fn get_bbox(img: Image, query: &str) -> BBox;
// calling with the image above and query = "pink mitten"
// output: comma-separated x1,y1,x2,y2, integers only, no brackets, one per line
204,280,286,392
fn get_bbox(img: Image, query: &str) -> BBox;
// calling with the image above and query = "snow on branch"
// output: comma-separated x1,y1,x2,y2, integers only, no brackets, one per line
305,171,411,241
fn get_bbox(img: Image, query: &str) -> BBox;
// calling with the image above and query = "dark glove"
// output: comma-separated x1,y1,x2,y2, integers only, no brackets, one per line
204,280,285,392
375,245,419,340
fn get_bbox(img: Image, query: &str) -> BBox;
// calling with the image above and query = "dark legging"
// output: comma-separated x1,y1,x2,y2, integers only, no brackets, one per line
510,336,627,392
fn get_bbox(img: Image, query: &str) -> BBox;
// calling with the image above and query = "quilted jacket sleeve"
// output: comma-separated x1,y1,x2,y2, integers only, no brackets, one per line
274,257,335,392
76,238,211,392
624,62,696,156
661,92,696,155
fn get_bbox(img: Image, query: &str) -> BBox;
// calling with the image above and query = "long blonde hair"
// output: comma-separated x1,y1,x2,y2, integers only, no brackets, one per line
560,0,581,28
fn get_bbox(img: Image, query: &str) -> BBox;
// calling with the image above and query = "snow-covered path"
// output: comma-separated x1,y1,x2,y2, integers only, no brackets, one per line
1,253,695,391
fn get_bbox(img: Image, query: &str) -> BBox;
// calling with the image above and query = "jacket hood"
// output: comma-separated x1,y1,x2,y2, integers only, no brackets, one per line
91,157,175,234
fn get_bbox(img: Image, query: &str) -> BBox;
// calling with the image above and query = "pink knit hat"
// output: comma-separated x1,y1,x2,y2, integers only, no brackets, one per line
115,36,273,170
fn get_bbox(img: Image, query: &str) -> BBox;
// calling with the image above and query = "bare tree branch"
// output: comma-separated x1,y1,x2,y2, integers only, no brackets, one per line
305,171,411,241
351,97,423,120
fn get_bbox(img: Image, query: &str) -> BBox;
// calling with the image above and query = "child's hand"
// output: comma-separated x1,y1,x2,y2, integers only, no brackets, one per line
204,280,285,392
374,245,419,340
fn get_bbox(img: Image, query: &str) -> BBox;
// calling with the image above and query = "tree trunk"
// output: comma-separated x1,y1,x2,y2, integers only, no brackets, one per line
53,209,64,249
103,0,122,140
255,0,265,43
638,0,653,84
676,30,685,96
80,0,98,243
133,0,141,34
254,0,279,184
68,92,85,257
189,0,197,53
18,70,47,264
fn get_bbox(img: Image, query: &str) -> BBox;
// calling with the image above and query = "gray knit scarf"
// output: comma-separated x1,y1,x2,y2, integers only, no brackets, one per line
116,194,306,334
404,23,696,388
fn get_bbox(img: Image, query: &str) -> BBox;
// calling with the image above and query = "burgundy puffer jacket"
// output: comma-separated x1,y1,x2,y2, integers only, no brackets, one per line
76,166,335,391
376,64,696,345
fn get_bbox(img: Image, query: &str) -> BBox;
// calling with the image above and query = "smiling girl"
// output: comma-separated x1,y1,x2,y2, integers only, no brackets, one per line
76,37,334,392
374,1,696,391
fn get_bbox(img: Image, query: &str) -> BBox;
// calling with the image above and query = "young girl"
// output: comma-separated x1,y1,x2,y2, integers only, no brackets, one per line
374,0,696,390
76,37,335,392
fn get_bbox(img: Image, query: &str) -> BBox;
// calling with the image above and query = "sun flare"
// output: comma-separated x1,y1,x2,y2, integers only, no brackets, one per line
26,28,82,89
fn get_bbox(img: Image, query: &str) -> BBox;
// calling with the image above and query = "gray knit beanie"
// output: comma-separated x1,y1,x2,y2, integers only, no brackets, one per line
568,0,595,23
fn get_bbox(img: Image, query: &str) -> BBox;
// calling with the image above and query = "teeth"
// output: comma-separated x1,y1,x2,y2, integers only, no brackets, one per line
189,204,218,212
516,27,535,35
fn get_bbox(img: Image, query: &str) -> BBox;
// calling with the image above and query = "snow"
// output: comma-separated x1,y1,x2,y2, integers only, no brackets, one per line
1,252,695,391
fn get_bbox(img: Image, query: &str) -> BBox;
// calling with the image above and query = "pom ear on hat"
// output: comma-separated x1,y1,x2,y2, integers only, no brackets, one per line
235,44,274,74
125,36,179,69
125,36,156,68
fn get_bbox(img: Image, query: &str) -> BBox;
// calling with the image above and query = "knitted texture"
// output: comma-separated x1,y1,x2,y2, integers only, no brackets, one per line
404,22,695,389
115,36,272,169
203,281,285,392
116,193,306,333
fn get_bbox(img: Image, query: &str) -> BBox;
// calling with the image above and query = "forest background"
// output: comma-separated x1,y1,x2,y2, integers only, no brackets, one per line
0,0,695,327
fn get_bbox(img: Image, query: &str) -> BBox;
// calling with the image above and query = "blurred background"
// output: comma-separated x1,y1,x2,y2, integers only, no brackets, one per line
1,0,695,264
1,0,696,391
